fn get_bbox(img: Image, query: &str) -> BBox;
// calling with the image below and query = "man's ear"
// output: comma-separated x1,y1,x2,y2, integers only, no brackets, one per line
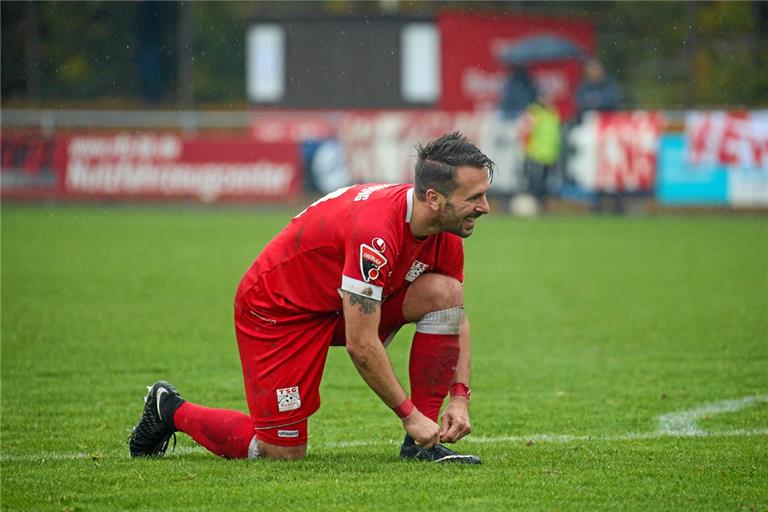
425,189,444,211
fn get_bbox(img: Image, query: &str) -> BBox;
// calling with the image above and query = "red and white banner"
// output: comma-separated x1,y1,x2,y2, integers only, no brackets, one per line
437,12,595,120
1,132,61,199
335,110,524,192
53,134,302,201
568,111,664,193
686,111,768,170
337,111,483,183
247,109,525,193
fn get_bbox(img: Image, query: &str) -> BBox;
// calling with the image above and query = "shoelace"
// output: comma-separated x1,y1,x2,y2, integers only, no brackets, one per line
158,432,177,455
129,422,177,455
129,400,177,456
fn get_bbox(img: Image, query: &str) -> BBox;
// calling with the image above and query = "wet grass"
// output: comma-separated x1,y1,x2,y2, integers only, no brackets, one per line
2,205,766,511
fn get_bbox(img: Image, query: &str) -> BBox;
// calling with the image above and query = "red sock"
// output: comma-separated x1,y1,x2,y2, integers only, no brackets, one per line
408,332,459,423
173,402,255,459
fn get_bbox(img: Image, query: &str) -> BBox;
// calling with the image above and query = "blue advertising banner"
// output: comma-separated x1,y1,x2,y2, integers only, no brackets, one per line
656,134,728,206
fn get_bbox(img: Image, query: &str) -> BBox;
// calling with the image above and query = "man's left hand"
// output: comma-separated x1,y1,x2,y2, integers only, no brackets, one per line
439,397,471,443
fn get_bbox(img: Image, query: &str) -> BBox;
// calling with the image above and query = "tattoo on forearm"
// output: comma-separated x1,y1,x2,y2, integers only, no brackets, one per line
348,293,378,314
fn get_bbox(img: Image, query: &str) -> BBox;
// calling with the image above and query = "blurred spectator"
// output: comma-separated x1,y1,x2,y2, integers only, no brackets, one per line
520,90,561,213
576,58,625,214
498,65,537,119
135,2,176,104
576,58,623,117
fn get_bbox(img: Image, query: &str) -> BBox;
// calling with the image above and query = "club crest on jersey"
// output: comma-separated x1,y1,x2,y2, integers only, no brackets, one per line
276,386,301,412
405,260,430,282
360,243,388,282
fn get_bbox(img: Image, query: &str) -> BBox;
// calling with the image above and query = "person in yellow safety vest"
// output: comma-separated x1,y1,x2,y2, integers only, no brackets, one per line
520,91,561,213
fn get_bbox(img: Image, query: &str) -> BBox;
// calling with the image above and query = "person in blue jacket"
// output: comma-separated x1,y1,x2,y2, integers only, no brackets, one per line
576,58,623,117
499,65,537,120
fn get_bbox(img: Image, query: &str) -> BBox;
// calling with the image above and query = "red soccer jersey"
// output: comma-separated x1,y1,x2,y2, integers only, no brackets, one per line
237,184,464,321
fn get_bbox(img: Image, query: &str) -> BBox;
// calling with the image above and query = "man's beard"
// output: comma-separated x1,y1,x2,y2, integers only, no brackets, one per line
441,202,481,238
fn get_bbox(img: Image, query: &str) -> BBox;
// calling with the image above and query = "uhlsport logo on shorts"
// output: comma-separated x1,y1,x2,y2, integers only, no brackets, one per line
277,429,300,438
276,386,301,412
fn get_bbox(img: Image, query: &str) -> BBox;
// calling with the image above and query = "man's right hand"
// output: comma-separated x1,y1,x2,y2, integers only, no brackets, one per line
401,408,440,448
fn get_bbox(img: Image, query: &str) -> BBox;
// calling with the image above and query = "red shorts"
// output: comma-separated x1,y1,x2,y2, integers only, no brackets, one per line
253,419,309,447
234,288,408,446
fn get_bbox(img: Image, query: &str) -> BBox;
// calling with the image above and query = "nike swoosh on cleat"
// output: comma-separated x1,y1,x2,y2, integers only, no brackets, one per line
156,387,168,421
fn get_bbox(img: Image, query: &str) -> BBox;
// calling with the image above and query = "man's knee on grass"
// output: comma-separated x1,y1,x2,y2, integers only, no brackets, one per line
253,440,307,460
251,421,309,460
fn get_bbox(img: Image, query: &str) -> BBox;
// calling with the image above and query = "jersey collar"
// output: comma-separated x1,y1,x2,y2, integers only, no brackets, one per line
405,187,414,224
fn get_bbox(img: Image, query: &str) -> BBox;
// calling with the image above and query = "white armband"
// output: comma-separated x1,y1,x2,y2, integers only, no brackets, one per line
340,275,383,301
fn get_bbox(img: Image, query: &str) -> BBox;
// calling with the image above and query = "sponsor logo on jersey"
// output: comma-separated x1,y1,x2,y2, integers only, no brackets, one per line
360,243,388,282
276,386,301,412
405,260,430,282
372,237,386,253
277,429,300,438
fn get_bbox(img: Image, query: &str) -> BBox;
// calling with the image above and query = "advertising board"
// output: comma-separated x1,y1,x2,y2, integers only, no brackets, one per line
55,134,302,202
657,111,768,207
568,111,664,194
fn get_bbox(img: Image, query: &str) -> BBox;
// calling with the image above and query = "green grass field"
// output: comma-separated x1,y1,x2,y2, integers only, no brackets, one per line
2,205,766,511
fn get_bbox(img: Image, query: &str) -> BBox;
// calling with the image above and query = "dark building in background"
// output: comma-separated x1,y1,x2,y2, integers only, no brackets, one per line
1,2,766,109
246,16,436,109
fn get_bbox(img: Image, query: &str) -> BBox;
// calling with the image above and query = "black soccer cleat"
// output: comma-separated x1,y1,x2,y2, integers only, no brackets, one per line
128,381,184,458
399,434,481,464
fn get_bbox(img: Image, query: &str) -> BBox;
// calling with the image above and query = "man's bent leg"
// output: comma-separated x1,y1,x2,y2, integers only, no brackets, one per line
402,273,463,422
330,274,477,464
173,402,257,459
397,273,480,463
129,381,258,460
235,304,335,460
173,404,309,460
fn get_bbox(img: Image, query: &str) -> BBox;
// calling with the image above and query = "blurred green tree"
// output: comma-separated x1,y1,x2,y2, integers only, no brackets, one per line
1,0,766,109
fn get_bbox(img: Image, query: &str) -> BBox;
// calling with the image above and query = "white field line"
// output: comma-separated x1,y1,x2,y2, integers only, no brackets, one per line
2,395,766,463
657,394,768,435
325,428,768,448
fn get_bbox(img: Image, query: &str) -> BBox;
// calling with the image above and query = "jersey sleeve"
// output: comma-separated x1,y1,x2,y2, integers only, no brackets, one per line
340,222,398,302
432,234,465,283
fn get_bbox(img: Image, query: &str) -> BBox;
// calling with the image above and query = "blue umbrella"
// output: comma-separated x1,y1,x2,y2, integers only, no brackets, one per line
498,35,586,65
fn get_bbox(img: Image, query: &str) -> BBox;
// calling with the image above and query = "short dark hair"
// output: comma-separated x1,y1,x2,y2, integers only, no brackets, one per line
413,132,496,200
